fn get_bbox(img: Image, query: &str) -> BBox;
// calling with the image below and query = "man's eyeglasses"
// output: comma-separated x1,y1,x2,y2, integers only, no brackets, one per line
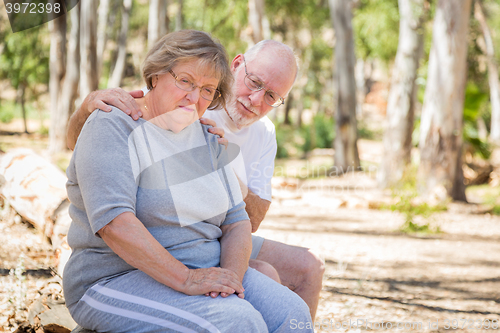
168,70,220,101
242,56,284,108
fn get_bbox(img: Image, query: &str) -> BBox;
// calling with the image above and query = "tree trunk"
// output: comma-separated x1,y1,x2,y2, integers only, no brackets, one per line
474,0,500,144
329,0,360,172
96,0,111,78
159,0,168,37
17,85,28,134
149,0,167,48
80,0,99,99
48,15,67,152
417,0,472,202
51,2,80,154
377,0,427,188
284,93,293,125
176,0,183,31
148,0,160,48
248,0,266,43
108,0,132,88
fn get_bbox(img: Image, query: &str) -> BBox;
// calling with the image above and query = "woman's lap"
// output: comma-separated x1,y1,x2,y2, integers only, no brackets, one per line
69,268,312,333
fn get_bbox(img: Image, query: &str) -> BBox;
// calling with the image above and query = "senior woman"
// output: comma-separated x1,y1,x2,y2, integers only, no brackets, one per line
63,30,312,333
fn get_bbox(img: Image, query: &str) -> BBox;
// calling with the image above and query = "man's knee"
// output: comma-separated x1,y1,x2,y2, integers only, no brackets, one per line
302,250,325,280
249,259,281,283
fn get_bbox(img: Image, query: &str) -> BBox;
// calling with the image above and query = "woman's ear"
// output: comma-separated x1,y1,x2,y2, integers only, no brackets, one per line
152,75,158,88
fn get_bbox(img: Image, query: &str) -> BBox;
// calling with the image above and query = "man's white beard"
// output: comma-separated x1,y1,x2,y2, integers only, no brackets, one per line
226,98,259,129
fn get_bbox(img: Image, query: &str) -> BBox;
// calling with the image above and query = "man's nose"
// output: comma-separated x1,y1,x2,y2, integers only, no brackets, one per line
249,89,266,106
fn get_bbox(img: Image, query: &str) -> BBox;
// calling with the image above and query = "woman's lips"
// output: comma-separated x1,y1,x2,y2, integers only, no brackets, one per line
179,106,195,112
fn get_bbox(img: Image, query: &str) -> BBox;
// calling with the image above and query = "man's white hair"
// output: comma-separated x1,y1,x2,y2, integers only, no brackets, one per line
243,40,299,82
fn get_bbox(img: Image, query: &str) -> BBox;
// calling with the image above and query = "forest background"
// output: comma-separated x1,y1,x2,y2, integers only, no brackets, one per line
1,0,500,331
1,0,500,203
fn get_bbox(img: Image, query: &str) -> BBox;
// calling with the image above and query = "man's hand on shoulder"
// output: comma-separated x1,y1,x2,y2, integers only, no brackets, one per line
200,117,227,147
87,88,144,120
67,88,145,150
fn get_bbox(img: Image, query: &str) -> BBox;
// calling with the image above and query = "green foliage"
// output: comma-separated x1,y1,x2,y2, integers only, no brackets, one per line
385,166,445,235
463,82,491,159
184,0,249,58
0,105,15,123
468,184,500,216
353,0,400,64
0,25,49,101
129,0,149,38
357,118,382,140
275,124,298,158
301,113,335,153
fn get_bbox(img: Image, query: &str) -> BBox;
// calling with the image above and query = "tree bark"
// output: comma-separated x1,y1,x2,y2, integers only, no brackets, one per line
96,0,111,78
17,84,28,134
52,2,80,154
248,0,267,43
149,0,167,48
329,0,360,172
80,0,99,99
108,0,132,88
377,0,427,188
417,0,472,202
48,15,67,152
176,0,183,31
474,0,500,145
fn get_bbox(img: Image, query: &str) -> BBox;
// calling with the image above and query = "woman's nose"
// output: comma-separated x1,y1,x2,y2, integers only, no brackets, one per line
186,88,201,103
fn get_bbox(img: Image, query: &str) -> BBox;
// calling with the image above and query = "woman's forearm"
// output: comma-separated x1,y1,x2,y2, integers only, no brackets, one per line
219,220,252,281
98,212,190,291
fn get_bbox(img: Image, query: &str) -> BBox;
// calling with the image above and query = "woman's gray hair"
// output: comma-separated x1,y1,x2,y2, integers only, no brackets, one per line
142,30,233,110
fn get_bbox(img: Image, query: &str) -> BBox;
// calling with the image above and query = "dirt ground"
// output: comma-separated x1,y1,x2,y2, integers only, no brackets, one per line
1,130,499,332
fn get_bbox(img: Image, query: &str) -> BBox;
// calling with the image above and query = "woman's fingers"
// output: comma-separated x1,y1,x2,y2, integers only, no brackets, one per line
184,267,244,297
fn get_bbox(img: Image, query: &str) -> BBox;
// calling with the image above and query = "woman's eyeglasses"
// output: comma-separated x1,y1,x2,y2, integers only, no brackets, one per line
168,70,221,101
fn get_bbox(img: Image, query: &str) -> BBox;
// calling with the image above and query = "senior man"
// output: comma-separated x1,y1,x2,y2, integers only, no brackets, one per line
67,40,325,320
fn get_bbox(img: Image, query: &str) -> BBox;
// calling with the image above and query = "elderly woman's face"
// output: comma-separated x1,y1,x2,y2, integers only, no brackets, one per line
151,59,220,119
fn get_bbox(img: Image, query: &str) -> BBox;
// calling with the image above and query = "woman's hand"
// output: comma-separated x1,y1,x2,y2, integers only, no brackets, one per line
182,267,245,299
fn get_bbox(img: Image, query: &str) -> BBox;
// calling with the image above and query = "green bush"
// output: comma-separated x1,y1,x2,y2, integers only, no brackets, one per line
0,108,15,123
301,113,335,153
384,166,446,234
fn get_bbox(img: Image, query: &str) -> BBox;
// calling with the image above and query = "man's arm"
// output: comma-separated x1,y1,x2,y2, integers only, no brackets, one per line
244,188,271,233
66,89,227,150
66,89,144,150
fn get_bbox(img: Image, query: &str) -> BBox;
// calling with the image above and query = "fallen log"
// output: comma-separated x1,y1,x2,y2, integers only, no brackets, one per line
0,149,71,275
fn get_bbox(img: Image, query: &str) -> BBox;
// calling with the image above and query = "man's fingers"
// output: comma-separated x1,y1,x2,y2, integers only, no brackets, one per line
199,117,216,128
218,137,228,148
129,89,145,98
208,127,224,138
93,100,112,112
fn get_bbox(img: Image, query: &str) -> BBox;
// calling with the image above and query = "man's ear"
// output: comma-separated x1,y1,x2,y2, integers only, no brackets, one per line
231,54,244,72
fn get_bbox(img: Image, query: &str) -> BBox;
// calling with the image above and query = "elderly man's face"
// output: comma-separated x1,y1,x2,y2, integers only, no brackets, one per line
227,54,295,129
